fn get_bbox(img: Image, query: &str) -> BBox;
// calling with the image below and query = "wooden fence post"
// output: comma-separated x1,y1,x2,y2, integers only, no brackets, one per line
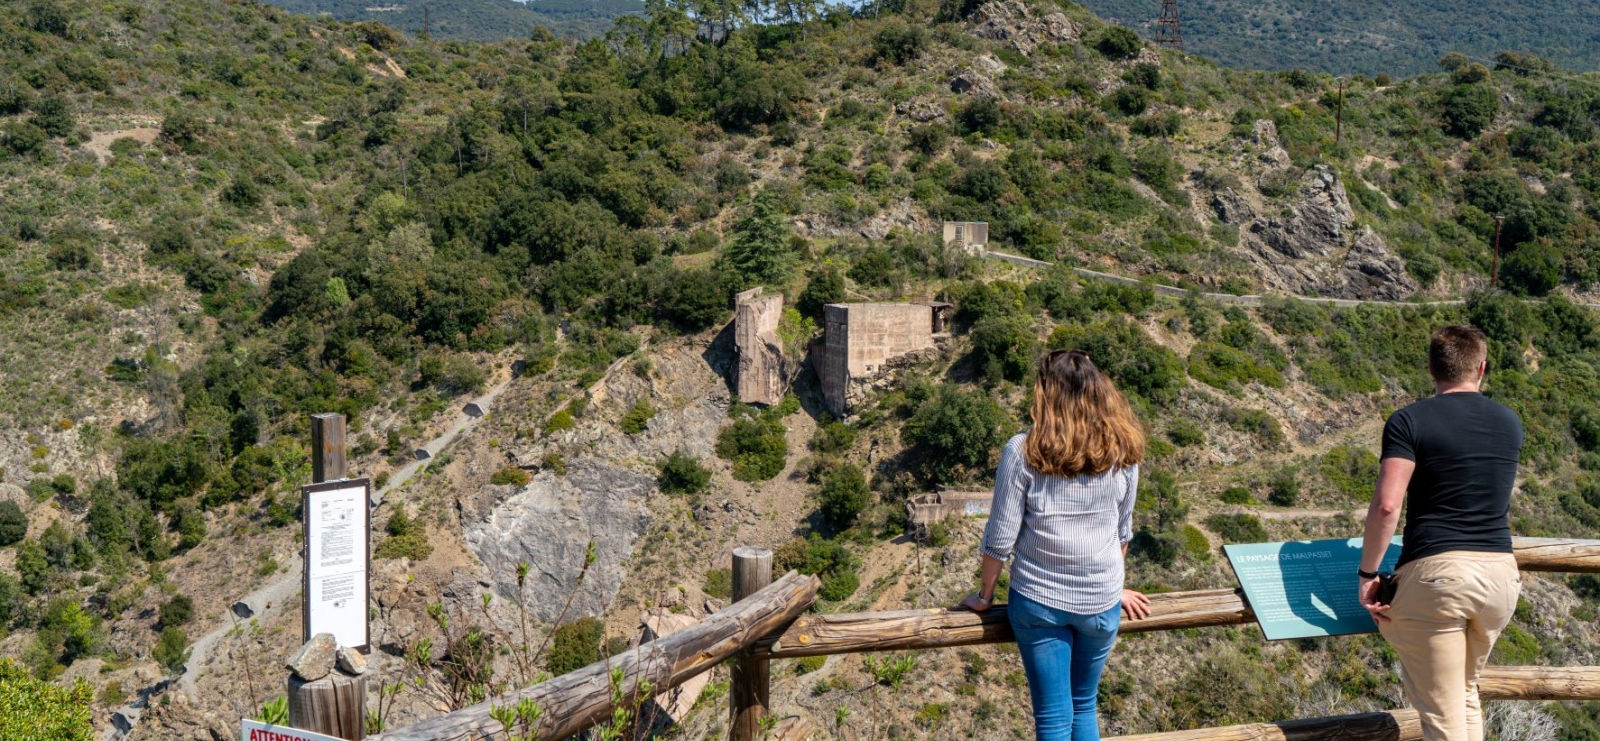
310,413,348,483
729,547,773,741
291,412,364,739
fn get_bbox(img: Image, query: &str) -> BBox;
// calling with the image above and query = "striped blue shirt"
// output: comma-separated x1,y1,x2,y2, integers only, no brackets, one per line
980,433,1139,615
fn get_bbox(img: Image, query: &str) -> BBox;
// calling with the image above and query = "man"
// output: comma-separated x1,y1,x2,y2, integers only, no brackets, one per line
1358,325,1524,741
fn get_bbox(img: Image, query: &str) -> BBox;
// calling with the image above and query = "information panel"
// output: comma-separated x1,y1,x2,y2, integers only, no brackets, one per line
302,479,370,650
1223,536,1402,641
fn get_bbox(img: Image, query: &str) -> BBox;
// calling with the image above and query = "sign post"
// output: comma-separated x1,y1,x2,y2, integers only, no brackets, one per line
1224,536,1402,640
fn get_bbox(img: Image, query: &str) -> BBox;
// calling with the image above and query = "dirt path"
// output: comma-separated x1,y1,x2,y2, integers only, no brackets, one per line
108,377,518,738
80,127,159,164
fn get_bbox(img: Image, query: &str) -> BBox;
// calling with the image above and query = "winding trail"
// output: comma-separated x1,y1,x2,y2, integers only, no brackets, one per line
108,376,517,737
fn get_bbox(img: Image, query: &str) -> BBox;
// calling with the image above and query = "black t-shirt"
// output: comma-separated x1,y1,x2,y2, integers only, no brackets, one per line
1381,391,1523,567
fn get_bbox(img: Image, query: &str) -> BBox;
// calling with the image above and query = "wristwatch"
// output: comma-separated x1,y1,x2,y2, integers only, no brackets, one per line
974,594,993,607
1357,568,1380,579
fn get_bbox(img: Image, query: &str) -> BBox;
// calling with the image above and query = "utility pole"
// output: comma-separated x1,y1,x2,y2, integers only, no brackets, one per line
1334,78,1345,145
1490,214,1505,289
1154,0,1184,51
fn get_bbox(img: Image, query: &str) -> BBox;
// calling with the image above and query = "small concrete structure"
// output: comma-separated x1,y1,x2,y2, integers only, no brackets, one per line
820,302,951,417
907,490,993,540
463,401,487,418
942,221,988,255
413,448,431,461
734,288,786,406
636,612,711,726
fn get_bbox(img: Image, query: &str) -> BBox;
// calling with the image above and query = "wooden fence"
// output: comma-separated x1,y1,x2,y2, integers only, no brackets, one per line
348,537,1600,741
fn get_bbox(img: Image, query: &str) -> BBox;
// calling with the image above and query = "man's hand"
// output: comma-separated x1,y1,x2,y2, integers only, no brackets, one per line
959,594,992,612
1358,577,1391,624
1122,589,1151,620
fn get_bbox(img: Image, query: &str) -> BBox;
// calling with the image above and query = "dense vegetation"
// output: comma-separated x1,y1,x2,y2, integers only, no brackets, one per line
2,0,1600,734
1079,0,1600,76
263,0,644,42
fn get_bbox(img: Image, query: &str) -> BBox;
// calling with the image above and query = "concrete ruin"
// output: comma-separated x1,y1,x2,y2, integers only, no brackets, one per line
907,490,993,540
820,302,953,417
942,221,989,255
734,288,786,406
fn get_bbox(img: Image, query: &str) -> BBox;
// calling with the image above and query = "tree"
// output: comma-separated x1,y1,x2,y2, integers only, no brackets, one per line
719,189,794,288
818,464,871,529
546,617,604,675
902,386,1008,483
30,98,74,139
1501,241,1563,296
159,594,194,628
797,266,845,320
0,659,93,741
153,627,189,676
0,502,25,547
1096,27,1143,60
1442,83,1499,138
657,451,712,495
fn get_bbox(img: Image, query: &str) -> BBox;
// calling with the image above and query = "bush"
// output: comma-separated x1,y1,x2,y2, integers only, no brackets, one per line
1181,525,1212,560
969,315,1036,384
1221,407,1284,446
1189,343,1284,390
0,658,93,741
795,655,826,674
1168,650,1291,727
1096,27,1143,60
0,502,25,547
1,121,48,157
1268,468,1299,506
490,467,531,486
1442,84,1499,138
158,594,193,628
1108,86,1150,116
716,408,789,482
818,464,871,530
778,536,862,602
797,267,846,320
657,451,712,495
810,419,858,456
1048,319,1185,407
1500,241,1563,296
374,507,433,561
1167,419,1205,447
902,385,1008,484
1321,445,1378,498
620,398,655,435
703,568,733,600
1219,486,1253,505
546,617,604,676
418,353,486,396
1204,514,1269,544
874,20,928,65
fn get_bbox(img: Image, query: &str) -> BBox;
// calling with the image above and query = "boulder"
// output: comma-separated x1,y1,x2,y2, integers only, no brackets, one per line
969,0,1079,55
336,645,368,676
949,69,998,98
894,101,945,122
286,633,337,681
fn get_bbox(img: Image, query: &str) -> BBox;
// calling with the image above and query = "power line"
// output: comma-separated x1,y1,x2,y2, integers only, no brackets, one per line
1153,0,1183,52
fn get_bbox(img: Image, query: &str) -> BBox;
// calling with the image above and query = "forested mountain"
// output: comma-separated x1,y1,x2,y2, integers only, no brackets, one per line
3,0,1600,738
263,0,643,41
1079,0,1600,75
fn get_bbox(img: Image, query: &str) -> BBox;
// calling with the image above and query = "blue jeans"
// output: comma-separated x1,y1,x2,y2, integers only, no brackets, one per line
1008,592,1122,741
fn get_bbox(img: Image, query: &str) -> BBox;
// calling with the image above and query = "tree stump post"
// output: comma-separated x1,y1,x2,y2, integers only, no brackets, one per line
288,673,367,740
730,547,774,741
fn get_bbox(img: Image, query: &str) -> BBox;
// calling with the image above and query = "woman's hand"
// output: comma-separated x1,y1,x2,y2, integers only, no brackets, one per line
1358,577,1392,624
1122,589,1151,620
959,594,992,612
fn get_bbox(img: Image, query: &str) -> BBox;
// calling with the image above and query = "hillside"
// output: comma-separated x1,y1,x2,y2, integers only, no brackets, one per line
2,0,1600,739
1078,0,1600,76
262,0,645,42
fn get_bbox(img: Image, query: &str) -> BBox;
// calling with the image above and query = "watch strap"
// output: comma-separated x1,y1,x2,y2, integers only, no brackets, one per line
1357,568,1380,579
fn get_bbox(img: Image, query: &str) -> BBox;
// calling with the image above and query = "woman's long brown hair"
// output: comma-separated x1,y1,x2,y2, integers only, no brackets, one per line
1024,350,1145,477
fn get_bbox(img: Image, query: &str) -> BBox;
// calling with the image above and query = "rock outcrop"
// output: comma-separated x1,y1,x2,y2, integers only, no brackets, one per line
462,459,655,623
968,0,1079,55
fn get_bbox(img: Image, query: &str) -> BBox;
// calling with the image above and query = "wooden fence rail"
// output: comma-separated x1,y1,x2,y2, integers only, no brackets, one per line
754,537,1600,659
366,571,819,741
1107,665,1600,741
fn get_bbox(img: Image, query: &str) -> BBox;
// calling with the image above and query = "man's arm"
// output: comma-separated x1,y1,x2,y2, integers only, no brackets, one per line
1358,457,1413,620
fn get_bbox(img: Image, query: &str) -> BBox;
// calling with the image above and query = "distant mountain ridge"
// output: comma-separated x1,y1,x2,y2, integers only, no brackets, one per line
1075,0,1600,76
263,0,643,41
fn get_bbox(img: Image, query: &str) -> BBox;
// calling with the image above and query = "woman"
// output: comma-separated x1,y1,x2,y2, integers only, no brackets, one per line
962,349,1150,741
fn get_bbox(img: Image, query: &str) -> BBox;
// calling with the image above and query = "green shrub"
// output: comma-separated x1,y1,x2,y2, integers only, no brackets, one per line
1268,468,1300,506
153,627,189,675
970,315,1036,384
818,464,872,530
544,409,575,434
1096,26,1143,60
1048,319,1185,407
620,398,655,435
1219,486,1253,505
1500,241,1563,296
716,408,789,482
1204,514,1269,544
1490,624,1541,664
374,507,433,561
0,658,93,741
158,594,193,628
1189,343,1284,390
902,385,1008,484
657,451,712,495
418,353,486,396
1321,445,1379,498
546,617,604,676
0,502,25,547
1168,649,1291,727
490,467,531,486
0,572,19,627
776,536,861,601
703,568,733,600
1167,419,1205,447
874,19,928,65
1222,407,1284,447
810,419,858,456
1442,83,1499,138
794,655,826,674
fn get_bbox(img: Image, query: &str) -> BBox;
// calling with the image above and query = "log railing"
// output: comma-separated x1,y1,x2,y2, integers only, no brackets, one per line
366,537,1600,741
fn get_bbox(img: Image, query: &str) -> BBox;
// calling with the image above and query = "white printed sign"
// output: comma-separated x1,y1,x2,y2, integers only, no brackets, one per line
241,719,345,741
303,479,370,650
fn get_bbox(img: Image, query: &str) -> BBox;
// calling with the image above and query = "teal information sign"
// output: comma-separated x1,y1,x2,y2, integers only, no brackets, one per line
1223,536,1402,640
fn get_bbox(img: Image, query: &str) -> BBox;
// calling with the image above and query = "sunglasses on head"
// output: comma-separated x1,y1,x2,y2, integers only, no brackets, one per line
1048,349,1090,360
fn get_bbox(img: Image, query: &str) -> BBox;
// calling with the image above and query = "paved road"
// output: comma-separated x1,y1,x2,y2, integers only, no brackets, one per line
108,376,517,737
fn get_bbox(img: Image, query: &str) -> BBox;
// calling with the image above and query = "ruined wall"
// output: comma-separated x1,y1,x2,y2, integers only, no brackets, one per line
821,303,935,416
734,288,786,405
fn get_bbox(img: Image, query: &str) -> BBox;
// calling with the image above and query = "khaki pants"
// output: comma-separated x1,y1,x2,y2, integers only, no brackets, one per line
1378,551,1521,741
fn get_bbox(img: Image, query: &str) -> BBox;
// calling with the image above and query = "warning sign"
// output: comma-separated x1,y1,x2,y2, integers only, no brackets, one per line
241,719,345,741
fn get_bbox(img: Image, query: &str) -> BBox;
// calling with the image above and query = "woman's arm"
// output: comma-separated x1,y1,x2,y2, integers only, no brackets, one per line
961,554,1007,611
1119,466,1150,619
963,438,1028,612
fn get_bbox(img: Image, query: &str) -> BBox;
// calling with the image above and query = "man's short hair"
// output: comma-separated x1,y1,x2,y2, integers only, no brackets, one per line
1429,325,1488,383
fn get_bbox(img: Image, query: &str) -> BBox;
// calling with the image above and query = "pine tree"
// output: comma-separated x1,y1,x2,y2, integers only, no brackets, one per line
719,188,795,288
